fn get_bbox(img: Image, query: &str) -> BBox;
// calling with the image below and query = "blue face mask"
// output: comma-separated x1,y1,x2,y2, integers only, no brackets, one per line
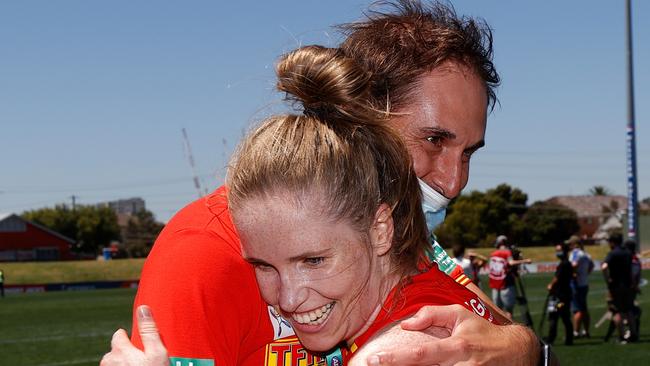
418,178,450,233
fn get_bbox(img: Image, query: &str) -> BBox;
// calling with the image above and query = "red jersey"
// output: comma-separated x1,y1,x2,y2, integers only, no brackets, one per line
131,186,472,366
488,249,514,290
343,268,498,363
133,187,272,365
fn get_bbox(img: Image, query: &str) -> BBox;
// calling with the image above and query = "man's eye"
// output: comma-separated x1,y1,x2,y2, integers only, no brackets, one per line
426,136,443,146
304,257,325,266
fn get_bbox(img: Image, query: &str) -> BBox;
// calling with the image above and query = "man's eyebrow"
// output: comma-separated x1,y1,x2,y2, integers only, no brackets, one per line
421,127,456,140
465,139,485,152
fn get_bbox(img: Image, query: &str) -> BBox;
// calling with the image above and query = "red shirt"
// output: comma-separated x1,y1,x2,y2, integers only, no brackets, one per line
343,268,498,363
132,187,279,365
488,249,513,290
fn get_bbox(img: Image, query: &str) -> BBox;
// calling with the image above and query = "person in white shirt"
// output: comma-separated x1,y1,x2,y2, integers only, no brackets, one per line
566,235,594,338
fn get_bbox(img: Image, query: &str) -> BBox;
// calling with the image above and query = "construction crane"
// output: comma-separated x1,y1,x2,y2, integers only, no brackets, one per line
181,128,205,198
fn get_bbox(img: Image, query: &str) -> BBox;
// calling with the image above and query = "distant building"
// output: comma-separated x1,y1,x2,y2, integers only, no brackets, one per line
97,197,145,216
0,213,74,261
546,195,627,239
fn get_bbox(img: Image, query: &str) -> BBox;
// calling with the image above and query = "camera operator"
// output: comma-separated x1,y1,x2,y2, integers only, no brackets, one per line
602,233,637,343
544,243,574,346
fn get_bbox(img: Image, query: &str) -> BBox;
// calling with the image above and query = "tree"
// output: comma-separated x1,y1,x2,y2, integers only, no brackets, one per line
642,197,650,215
520,202,579,246
122,209,164,258
589,185,612,196
435,183,529,247
22,204,121,256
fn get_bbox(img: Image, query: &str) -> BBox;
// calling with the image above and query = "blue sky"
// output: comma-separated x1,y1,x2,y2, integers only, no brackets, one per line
1,0,648,223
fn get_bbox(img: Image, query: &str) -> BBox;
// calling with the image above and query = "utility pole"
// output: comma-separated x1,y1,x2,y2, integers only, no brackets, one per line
70,195,77,211
625,0,640,250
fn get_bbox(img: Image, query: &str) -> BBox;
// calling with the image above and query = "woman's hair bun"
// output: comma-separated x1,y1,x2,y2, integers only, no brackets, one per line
276,45,375,122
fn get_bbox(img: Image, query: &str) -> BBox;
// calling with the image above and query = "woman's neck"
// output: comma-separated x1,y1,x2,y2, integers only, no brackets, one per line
345,269,406,348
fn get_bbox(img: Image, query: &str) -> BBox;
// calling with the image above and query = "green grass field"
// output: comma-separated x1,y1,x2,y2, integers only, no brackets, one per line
0,270,648,365
476,271,650,365
0,288,135,365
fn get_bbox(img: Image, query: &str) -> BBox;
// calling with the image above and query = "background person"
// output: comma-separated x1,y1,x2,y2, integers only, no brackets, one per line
488,235,532,319
0,268,4,298
624,239,641,342
602,233,637,343
451,243,472,277
451,243,487,286
566,235,594,338
544,244,574,346
105,1,542,365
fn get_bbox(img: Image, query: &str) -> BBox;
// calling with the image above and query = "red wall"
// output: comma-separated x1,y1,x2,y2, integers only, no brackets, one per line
0,222,73,260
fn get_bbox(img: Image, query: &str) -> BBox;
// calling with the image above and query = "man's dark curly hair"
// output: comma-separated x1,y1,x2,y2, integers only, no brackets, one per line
340,0,500,111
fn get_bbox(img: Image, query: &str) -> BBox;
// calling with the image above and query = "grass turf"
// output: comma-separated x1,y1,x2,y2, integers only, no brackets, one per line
0,288,135,365
0,271,647,365
477,270,650,364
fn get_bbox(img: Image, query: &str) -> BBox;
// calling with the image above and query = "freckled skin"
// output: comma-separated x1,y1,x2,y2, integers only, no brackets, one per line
233,193,397,352
389,61,488,199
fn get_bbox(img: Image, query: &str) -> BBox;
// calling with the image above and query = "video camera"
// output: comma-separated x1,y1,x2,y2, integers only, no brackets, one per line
510,244,524,261
509,244,526,276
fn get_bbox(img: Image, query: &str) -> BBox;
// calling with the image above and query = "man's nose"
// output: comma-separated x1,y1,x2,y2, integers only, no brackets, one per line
431,151,464,199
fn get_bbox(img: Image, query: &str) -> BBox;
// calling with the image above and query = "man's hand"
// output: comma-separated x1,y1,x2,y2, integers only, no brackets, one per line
362,305,539,366
100,305,169,366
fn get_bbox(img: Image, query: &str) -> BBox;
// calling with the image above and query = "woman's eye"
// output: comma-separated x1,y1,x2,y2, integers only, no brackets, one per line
253,262,274,271
304,257,325,266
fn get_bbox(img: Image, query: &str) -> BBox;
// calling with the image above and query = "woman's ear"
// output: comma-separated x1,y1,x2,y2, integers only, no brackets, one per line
370,203,394,256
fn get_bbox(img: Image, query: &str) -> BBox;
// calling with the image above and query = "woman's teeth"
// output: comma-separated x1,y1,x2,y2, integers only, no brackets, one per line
292,302,334,325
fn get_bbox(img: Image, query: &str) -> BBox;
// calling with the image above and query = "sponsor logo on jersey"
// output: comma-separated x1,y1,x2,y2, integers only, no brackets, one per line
464,297,494,323
268,305,295,339
431,241,456,275
325,348,344,366
488,256,508,280
264,336,325,366
169,357,214,366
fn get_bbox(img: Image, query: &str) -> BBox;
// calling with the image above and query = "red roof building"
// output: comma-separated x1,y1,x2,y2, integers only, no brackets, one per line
0,213,75,261
546,195,627,238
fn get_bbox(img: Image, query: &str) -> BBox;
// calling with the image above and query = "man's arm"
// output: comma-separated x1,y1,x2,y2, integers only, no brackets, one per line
601,256,611,284
358,305,542,366
348,321,450,366
547,274,558,292
509,258,532,267
104,304,545,366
